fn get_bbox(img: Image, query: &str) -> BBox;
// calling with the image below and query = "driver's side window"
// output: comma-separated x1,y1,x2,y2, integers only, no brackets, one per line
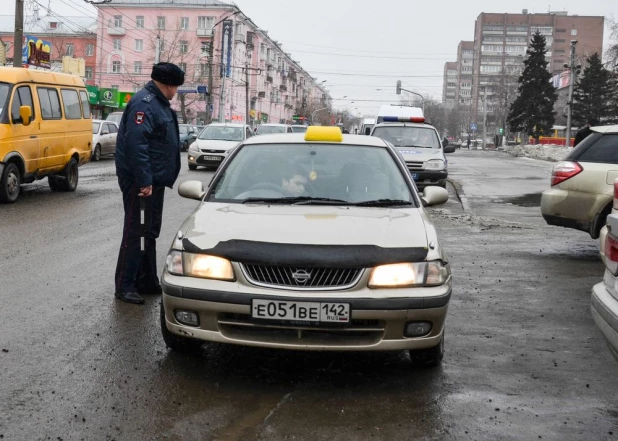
11,86,34,124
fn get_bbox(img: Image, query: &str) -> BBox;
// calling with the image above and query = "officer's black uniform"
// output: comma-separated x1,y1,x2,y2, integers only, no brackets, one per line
114,63,184,304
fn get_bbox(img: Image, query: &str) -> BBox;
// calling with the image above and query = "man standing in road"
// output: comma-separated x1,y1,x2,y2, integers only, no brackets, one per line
574,118,600,147
114,62,185,305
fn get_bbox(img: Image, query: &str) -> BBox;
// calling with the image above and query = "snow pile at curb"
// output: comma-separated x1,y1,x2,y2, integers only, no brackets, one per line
499,144,570,163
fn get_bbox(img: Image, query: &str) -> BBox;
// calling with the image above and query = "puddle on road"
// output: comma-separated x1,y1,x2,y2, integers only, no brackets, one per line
494,193,543,207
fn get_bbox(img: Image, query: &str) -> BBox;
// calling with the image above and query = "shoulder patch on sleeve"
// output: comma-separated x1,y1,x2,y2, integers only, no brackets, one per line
142,94,154,103
135,112,145,124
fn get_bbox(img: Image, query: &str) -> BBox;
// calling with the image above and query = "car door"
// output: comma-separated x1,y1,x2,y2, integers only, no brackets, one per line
107,123,118,155
8,85,39,175
99,123,110,154
36,87,66,171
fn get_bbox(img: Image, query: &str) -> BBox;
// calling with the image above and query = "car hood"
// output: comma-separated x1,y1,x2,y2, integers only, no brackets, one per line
194,139,240,151
396,148,444,162
181,204,429,251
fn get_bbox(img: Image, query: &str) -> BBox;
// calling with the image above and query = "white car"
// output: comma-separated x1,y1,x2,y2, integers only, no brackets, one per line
92,119,119,161
188,123,253,170
255,123,293,135
161,127,452,367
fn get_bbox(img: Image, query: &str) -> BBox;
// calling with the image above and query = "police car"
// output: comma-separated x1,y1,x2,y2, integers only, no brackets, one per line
371,106,448,189
160,126,452,367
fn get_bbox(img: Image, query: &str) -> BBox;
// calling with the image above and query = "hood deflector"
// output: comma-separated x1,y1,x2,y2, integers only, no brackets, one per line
182,239,428,268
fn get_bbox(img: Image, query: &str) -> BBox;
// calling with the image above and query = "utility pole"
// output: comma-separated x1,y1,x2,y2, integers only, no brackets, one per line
218,25,229,123
13,0,24,67
565,40,578,147
482,86,487,150
207,36,215,124
245,61,250,126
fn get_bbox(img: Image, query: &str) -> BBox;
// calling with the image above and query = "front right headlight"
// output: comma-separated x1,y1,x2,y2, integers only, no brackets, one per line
425,159,446,171
368,261,449,288
166,251,235,281
188,142,198,151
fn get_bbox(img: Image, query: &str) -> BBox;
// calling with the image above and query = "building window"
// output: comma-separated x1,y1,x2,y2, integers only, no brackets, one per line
178,62,187,72
556,28,566,33
571,29,577,36
200,63,208,76
157,16,166,30
531,26,553,35
85,44,94,56
134,61,142,74
136,16,144,28
483,25,504,31
506,26,528,32
49,22,58,29
135,39,143,51
112,61,122,74
85,67,93,79
65,43,74,56
114,15,122,27
197,16,214,30
113,39,121,51
180,41,188,54
180,17,189,30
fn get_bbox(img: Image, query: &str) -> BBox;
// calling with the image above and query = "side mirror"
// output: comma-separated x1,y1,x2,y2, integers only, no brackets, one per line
444,145,456,154
178,180,205,201
19,106,32,126
421,186,449,206
443,139,449,147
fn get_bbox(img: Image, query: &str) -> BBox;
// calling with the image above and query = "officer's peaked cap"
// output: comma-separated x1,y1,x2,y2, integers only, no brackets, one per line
151,62,185,86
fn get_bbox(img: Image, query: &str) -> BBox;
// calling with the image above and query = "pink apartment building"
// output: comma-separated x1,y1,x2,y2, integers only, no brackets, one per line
95,0,330,125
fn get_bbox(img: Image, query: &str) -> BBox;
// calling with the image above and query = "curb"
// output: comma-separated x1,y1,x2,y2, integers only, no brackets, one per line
447,178,471,213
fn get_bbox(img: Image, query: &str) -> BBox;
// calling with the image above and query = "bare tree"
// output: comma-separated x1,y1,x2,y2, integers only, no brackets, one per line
607,18,618,68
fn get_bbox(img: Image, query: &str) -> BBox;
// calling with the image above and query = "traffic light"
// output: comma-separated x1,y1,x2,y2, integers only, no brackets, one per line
396,80,402,95
498,128,504,135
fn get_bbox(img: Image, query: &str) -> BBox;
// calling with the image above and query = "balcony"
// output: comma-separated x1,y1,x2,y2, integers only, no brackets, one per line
196,28,213,37
107,25,126,36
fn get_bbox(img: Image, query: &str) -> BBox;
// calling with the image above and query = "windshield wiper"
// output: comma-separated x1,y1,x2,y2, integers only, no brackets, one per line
354,199,414,207
401,145,432,149
241,197,351,205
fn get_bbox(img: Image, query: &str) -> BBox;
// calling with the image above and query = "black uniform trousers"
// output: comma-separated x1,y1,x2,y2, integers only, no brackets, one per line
115,175,165,294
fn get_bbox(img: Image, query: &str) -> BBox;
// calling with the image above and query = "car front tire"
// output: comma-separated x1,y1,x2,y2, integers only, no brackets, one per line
188,164,198,171
93,144,101,161
408,333,444,368
0,163,21,203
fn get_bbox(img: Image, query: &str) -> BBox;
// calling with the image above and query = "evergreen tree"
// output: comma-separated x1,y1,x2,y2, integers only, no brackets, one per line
571,53,616,126
507,32,557,140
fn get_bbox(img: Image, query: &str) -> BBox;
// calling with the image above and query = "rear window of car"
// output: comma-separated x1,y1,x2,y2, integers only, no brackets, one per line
568,134,618,164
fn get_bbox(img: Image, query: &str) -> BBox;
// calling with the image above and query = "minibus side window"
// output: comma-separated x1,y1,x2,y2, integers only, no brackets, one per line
10,86,34,124
61,89,81,119
79,90,91,118
38,88,62,119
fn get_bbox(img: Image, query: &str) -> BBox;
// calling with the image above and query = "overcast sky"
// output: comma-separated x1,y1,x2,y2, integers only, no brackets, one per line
44,0,618,116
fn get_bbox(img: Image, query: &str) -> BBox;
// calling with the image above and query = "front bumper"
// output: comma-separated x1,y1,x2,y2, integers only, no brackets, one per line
161,272,451,351
591,281,618,362
410,170,448,188
188,150,226,167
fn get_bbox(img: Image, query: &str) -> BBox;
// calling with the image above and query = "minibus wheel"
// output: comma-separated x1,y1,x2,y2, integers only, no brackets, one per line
0,163,21,203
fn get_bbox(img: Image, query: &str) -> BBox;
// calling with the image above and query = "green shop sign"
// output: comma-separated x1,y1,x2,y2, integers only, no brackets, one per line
86,85,99,105
99,88,119,107
119,92,134,109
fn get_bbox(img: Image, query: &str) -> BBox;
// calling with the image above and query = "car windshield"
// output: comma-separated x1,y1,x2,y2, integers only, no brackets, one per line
199,126,244,141
92,122,100,134
0,83,9,120
209,143,415,205
372,126,440,149
257,125,287,135
291,126,308,133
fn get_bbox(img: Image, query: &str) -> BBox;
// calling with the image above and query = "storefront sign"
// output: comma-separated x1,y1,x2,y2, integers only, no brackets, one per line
22,36,52,69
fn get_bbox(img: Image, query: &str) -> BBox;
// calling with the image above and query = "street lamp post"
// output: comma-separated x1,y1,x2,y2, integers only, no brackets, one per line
396,81,425,114
311,107,330,125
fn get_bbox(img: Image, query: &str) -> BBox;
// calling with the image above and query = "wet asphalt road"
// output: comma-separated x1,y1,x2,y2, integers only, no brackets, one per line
1,150,617,441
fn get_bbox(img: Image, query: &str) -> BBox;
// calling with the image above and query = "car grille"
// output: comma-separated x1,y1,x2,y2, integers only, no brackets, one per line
406,161,424,170
218,313,385,347
241,264,363,290
201,149,225,153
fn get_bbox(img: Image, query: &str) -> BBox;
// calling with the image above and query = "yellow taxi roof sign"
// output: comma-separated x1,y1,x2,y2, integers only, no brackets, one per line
304,126,343,143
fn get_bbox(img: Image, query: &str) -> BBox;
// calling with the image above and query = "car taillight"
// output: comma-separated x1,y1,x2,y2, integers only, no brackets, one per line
605,234,618,275
551,161,583,186
614,179,618,201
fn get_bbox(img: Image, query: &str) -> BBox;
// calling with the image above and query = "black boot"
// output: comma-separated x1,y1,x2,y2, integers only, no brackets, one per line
115,291,145,305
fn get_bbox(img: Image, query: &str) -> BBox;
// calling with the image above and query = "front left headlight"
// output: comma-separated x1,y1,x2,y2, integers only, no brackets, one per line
166,251,235,281
425,159,446,171
368,261,449,288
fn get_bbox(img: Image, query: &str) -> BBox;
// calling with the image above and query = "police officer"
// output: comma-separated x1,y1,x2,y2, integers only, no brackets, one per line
114,62,184,305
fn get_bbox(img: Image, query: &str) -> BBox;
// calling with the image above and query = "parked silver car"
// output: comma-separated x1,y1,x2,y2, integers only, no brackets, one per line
92,120,118,161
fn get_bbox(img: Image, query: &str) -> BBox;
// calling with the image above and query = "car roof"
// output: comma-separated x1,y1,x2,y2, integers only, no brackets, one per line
243,133,390,147
592,124,618,134
259,123,290,127
93,119,116,124
373,122,437,130
207,123,246,127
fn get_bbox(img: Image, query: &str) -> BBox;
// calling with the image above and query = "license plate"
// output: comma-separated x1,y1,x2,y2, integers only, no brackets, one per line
251,299,350,323
411,173,418,180
204,156,222,161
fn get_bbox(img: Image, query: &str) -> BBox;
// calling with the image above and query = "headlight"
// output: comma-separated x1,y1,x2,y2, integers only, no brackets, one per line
166,251,235,281
368,261,449,288
189,142,198,151
425,160,446,171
